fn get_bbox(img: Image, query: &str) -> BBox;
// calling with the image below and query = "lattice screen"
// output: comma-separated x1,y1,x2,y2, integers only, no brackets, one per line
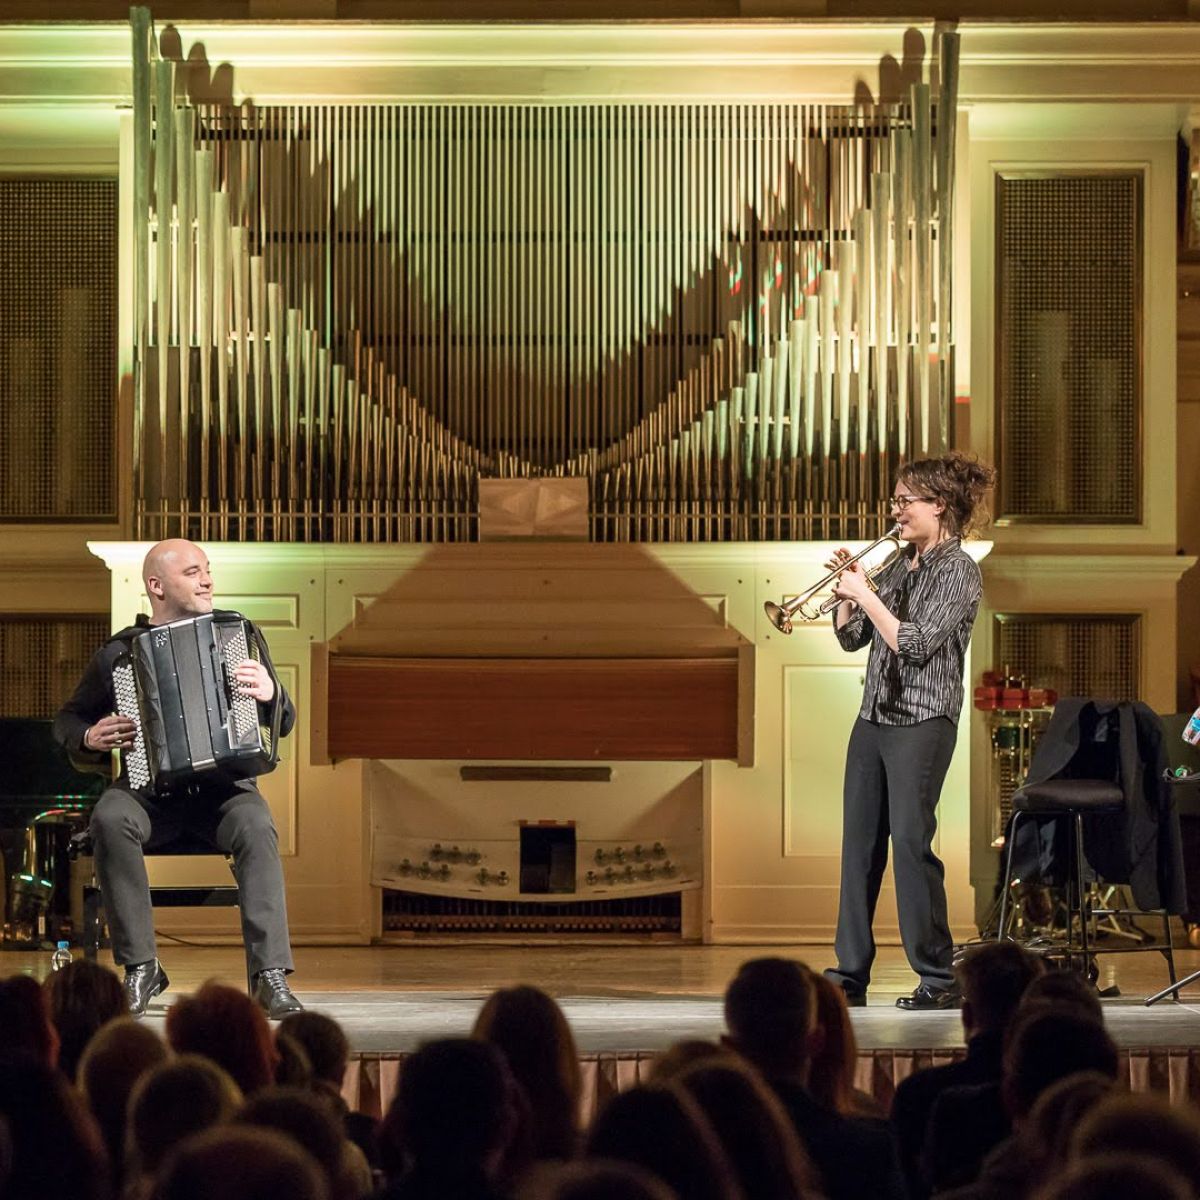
0,617,109,718
995,173,1141,523
0,179,117,521
993,613,1141,702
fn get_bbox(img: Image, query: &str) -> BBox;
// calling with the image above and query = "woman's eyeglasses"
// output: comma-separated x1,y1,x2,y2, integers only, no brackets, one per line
889,494,936,513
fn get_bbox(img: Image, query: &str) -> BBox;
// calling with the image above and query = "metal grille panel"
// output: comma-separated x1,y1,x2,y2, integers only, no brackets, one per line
993,613,1141,702
0,179,117,520
996,173,1141,523
0,617,109,718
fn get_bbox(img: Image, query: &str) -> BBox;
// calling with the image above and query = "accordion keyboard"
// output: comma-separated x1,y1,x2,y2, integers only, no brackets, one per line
113,659,151,790
223,623,260,743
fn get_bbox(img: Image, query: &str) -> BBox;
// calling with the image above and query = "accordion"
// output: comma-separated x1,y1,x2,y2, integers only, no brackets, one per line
112,613,281,792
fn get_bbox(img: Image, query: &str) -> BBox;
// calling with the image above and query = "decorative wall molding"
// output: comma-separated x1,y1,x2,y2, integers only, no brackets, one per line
984,554,1197,583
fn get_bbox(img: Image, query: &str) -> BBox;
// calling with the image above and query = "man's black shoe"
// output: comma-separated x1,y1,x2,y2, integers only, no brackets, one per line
896,983,961,1011
124,959,169,1017
253,968,303,1019
843,990,868,1008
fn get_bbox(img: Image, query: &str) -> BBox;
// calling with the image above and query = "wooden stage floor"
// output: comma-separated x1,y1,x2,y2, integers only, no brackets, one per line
8,941,1200,1056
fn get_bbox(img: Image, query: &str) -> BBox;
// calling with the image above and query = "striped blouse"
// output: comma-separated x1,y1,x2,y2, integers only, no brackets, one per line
833,536,983,726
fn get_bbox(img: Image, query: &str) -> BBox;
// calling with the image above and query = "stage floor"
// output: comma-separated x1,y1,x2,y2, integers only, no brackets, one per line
8,942,1200,1055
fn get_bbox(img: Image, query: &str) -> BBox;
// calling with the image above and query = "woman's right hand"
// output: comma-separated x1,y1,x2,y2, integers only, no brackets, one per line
824,547,852,574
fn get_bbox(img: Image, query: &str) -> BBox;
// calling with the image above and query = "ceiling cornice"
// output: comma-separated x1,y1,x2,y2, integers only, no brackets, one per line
3,20,1200,106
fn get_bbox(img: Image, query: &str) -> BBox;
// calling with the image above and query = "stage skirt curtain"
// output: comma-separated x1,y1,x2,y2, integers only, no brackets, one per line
342,1047,1200,1120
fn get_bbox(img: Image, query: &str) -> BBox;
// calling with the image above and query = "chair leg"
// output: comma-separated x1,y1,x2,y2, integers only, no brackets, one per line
998,812,1023,941
1161,908,1178,991
1074,812,1091,978
82,886,102,962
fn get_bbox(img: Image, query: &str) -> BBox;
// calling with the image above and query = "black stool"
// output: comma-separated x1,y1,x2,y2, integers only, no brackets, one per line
997,778,1177,991
68,830,251,992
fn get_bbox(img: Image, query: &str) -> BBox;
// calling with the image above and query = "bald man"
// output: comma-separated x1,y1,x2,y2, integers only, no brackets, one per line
54,540,302,1018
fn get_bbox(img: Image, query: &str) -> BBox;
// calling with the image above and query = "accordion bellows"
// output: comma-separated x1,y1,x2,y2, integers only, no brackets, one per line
113,613,278,792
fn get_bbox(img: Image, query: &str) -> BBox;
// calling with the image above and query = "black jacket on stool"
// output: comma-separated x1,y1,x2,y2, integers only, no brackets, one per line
1009,698,1186,914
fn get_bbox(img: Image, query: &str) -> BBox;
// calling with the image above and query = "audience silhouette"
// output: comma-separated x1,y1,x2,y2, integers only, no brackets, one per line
722,957,907,1200
1,950,1199,1200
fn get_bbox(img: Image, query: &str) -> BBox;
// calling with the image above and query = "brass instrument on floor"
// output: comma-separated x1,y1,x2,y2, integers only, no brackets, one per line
763,525,904,634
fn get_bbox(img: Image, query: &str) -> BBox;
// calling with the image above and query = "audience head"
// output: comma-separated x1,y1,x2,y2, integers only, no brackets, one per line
127,1054,243,1178
78,1017,170,1174
585,1085,742,1200
472,985,582,1161
0,972,59,1066
278,1011,351,1088
164,980,278,1095
379,1038,517,1180
1018,1070,1117,1181
43,958,128,1080
1032,1154,1192,1200
722,957,816,1080
0,1113,10,1197
647,1040,729,1084
152,1125,328,1200
1017,969,1103,1025
806,970,864,1114
273,1030,314,1087
532,1159,678,1200
1070,1094,1200,1193
0,1052,111,1200
237,1086,356,1200
1001,1009,1118,1123
955,942,1043,1039
673,1058,820,1198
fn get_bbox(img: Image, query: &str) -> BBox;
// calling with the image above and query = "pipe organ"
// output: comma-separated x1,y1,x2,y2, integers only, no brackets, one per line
131,9,958,544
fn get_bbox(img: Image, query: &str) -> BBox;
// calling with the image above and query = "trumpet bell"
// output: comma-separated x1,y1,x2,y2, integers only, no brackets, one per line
764,600,793,634
764,597,822,633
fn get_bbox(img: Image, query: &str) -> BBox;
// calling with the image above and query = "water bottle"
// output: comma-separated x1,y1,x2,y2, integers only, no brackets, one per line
1185,708,1200,748
50,940,72,971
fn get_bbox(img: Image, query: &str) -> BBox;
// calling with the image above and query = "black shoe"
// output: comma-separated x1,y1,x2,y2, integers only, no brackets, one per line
843,990,868,1008
253,968,303,1019
124,959,169,1017
896,983,961,1011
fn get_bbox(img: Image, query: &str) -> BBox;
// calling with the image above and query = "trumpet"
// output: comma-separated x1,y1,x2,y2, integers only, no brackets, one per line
763,526,904,634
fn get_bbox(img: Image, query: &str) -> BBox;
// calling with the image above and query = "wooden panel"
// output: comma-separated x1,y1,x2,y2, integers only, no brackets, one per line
327,656,739,760
1178,262,1200,403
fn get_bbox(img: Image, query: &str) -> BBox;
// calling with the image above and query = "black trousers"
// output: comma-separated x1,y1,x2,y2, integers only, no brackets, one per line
827,716,957,994
89,778,294,977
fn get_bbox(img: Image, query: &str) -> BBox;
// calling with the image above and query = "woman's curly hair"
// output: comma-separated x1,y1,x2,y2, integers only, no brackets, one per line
897,452,996,538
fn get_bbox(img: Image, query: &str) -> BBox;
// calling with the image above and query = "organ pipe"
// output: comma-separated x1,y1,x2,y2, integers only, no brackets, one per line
130,10,958,544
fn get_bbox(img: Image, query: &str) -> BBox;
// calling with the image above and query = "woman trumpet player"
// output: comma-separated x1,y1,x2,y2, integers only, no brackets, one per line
823,452,995,1011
